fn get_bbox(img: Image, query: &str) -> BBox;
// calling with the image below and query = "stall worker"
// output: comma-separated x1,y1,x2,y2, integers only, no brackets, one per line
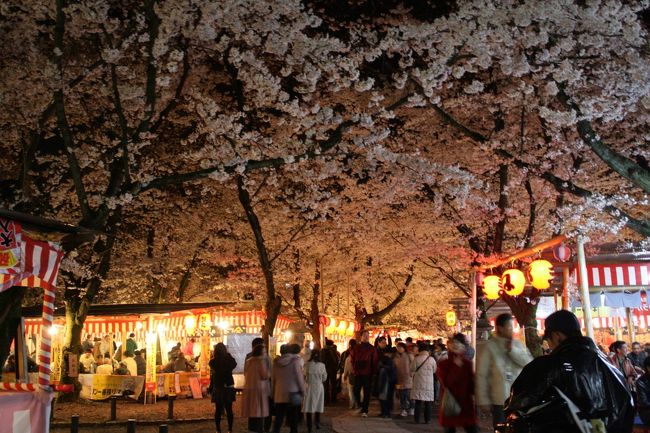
126,333,138,354
122,351,137,376
134,350,146,375
80,348,96,373
96,356,114,374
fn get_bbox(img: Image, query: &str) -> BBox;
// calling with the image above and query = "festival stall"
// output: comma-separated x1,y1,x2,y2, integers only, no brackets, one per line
0,215,66,433
319,315,359,346
21,305,294,400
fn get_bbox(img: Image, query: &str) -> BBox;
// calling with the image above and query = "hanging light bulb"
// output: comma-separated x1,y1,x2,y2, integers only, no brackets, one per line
529,259,554,290
483,275,501,300
502,269,525,296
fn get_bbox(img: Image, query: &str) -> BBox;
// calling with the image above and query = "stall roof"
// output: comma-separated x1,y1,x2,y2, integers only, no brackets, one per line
22,301,237,318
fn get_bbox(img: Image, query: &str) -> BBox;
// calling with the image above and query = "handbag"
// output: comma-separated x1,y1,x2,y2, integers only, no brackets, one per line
441,389,461,417
289,391,302,407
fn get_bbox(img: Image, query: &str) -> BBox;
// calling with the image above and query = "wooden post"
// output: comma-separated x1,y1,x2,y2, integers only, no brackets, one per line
110,396,117,421
470,270,477,369
167,395,175,419
626,307,636,343
561,267,570,310
70,415,79,433
576,236,594,340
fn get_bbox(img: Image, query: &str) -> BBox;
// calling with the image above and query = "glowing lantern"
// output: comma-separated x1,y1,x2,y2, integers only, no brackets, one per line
184,315,197,333
553,243,572,262
483,275,501,300
502,269,526,296
446,311,457,327
529,259,554,290
338,321,347,335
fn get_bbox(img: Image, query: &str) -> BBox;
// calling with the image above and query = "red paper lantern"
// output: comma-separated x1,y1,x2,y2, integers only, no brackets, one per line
553,243,572,262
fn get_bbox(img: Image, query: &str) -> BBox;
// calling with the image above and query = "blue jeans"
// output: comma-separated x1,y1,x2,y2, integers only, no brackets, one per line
398,389,411,411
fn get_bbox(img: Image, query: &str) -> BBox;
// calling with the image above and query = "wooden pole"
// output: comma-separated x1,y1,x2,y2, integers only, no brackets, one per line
562,266,570,310
470,270,477,369
576,236,594,340
479,235,567,271
626,307,635,342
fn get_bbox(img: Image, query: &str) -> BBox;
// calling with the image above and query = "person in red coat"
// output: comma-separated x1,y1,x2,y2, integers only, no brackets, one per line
436,333,478,433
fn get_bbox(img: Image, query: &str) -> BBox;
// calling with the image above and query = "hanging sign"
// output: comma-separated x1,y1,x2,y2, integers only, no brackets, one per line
68,353,79,378
0,218,22,273
446,311,457,327
198,313,212,331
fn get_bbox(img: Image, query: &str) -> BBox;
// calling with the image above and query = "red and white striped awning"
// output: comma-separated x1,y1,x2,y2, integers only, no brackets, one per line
573,262,650,289
0,235,63,292
24,310,295,338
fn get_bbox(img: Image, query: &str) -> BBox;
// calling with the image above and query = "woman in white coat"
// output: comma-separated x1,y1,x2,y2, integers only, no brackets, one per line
411,341,437,424
303,349,328,433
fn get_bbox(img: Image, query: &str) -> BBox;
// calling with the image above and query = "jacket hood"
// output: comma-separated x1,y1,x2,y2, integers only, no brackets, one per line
276,353,298,367
552,335,598,356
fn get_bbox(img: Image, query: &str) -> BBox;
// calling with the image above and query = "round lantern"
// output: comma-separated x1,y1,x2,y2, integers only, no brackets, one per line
483,275,501,300
501,269,526,296
553,243,572,262
528,259,554,290
446,310,457,327
184,315,197,334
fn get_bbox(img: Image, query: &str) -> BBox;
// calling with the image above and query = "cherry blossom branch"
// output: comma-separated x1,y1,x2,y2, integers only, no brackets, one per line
359,264,414,325
150,41,190,134
420,258,470,297
496,148,650,237
134,0,160,138
558,88,650,194
53,0,92,221
522,178,536,248
269,219,309,264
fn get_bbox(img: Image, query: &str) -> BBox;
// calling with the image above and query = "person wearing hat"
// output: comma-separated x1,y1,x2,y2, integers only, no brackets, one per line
504,310,634,433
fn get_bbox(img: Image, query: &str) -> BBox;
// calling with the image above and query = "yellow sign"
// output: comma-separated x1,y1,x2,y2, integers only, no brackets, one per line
198,313,212,331
145,332,157,389
80,374,144,400
199,334,210,377
446,311,457,327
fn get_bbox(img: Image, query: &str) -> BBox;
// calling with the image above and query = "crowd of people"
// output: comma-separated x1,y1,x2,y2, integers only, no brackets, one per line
205,311,645,433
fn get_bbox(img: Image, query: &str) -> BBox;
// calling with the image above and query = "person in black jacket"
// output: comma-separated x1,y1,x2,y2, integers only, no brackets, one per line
504,310,634,433
209,343,237,433
636,356,650,426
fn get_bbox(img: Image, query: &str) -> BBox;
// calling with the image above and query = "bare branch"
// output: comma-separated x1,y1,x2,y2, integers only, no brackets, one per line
269,219,309,264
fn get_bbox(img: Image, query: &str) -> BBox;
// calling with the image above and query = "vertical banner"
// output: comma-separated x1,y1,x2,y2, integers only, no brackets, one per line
50,331,63,384
68,353,78,378
199,333,210,378
145,332,157,392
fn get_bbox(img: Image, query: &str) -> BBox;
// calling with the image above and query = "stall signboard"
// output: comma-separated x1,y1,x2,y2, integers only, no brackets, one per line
79,374,144,400
155,372,200,397
50,332,63,384
0,218,22,273
145,333,157,391
200,334,210,377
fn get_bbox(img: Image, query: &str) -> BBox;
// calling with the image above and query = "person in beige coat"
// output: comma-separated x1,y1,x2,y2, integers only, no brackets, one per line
242,344,271,433
272,344,306,433
394,342,414,417
475,313,532,431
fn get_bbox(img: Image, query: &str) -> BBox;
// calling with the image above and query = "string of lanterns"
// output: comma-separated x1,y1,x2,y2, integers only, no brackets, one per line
478,244,571,300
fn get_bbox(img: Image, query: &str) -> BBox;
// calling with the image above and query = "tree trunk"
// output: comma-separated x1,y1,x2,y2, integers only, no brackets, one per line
237,176,280,348
501,292,543,357
310,263,322,349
